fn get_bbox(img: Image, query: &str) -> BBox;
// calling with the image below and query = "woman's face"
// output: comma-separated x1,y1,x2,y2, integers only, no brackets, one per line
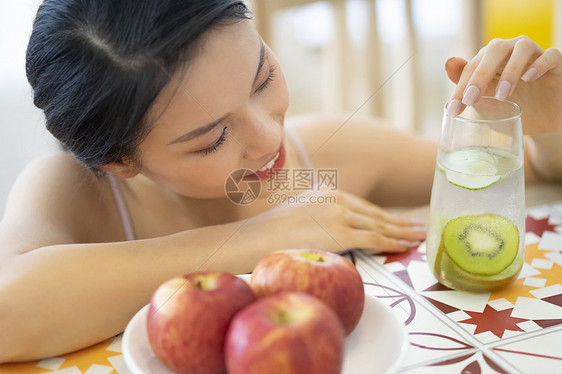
136,20,289,198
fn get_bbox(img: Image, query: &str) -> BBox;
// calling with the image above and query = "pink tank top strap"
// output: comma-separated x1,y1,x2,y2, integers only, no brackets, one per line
106,173,136,241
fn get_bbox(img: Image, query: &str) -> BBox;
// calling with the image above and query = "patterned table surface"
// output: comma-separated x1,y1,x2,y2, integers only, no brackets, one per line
1,202,561,374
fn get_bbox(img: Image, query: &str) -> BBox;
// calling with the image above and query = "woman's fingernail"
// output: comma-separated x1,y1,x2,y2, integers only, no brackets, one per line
495,80,511,100
462,85,480,106
521,67,538,82
446,99,461,117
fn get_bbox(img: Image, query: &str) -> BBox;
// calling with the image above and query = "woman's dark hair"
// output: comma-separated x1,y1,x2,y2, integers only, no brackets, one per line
26,0,251,173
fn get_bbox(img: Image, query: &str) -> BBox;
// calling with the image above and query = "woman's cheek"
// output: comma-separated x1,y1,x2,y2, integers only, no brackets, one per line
187,160,240,190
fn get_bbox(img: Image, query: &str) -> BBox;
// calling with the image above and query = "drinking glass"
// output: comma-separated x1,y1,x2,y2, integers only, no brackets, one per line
426,97,525,292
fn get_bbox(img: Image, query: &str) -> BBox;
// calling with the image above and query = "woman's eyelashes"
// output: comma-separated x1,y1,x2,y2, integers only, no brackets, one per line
196,127,229,156
254,64,276,94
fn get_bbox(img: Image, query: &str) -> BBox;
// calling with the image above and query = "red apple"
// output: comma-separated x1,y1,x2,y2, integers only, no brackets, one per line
225,291,344,374
146,272,255,374
250,249,364,335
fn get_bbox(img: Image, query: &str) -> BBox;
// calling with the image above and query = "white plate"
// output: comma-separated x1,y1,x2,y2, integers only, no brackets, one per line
123,275,408,374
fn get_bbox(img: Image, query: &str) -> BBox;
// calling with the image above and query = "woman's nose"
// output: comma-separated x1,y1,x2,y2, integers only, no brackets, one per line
238,111,281,161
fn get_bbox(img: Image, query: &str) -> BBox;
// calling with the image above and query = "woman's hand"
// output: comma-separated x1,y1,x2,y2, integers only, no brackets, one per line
250,189,426,253
445,36,562,135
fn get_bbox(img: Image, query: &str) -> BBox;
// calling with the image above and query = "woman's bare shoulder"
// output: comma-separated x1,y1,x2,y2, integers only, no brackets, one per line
285,113,438,205
1,152,123,254
285,112,414,171
286,113,398,155
6,151,103,207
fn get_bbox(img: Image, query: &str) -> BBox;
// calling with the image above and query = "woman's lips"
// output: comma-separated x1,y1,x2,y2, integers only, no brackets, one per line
257,152,281,172
247,143,286,180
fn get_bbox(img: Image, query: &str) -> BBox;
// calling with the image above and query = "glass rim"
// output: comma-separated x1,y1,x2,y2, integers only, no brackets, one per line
444,96,521,123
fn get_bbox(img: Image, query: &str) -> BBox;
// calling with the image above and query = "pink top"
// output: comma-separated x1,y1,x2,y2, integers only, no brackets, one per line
106,173,136,241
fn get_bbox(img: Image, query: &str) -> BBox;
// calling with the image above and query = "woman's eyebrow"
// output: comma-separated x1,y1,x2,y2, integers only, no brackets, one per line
168,113,230,145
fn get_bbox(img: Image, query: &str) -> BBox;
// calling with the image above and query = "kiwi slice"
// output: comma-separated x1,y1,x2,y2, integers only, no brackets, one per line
442,214,519,275
434,241,522,292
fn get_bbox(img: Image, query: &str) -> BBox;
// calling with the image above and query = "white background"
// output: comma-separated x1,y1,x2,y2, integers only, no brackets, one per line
0,0,57,216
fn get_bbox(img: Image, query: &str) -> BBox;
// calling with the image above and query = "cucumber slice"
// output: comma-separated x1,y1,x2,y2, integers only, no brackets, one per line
442,148,500,190
445,170,500,190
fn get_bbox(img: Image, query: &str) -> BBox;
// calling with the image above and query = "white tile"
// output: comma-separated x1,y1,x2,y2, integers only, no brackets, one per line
402,317,476,367
550,201,562,214
531,259,553,269
402,351,512,374
421,290,490,312
401,367,436,373
527,207,551,219
362,275,409,300
384,262,407,272
369,255,386,266
516,320,542,333
363,283,476,368
52,367,82,374
406,331,471,351
501,329,526,339
524,277,547,288
417,241,427,254
494,330,562,374
530,284,562,299
106,335,122,353
525,232,541,244
549,215,562,225
108,355,132,374
539,232,562,251
448,310,471,321
471,330,499,343
545,251,562,265
408,261,438,292
519,263,541,278
512,297,562,319
456,322,477,335
356,262,384,283
488,298,515,311
37,357,65,370
85,364,114,374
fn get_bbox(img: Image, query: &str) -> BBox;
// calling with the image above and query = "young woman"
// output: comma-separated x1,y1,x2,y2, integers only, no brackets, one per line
1,0,561,362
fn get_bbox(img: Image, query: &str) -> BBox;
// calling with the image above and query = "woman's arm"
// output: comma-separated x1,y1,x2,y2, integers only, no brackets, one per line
0,153,425,362
525,133,562,182
0,219,281,362
0,154,262,361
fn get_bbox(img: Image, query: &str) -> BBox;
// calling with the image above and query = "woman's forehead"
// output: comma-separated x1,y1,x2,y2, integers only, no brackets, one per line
146,20,260,132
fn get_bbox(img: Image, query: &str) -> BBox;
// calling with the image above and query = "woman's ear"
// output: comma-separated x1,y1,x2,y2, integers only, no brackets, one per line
99,160,140,178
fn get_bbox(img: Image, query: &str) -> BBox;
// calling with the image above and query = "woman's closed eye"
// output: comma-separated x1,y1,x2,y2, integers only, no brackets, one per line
254,64,276,94
193,60,276,157
195,126,229,156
